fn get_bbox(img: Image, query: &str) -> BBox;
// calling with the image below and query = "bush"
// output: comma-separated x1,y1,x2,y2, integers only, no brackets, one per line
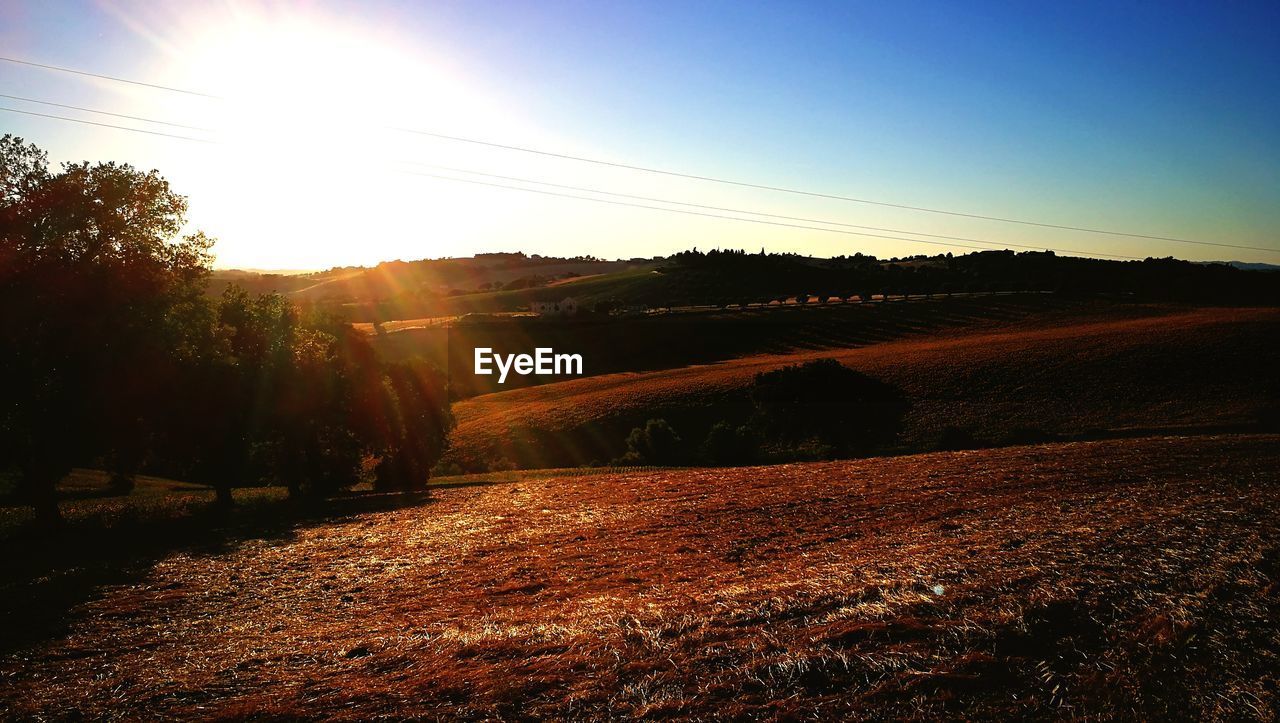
616,419,684,466
1002,427,1060,446
432,460,464,478
106,472,136,496
934,427,979,452
700,422,760,466
750,359,908,454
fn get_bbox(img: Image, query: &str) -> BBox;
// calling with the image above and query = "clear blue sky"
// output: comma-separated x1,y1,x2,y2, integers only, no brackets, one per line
2,0,1277,268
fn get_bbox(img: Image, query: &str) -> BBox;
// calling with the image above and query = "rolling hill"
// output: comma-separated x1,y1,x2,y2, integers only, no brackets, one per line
379,293,1157,399
207,249,1280,322
446,306,1280,469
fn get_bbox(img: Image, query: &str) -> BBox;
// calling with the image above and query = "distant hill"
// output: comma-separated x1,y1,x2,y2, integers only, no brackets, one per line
207,269,341,296
1199,260,1280,272
206,252,661,309
215,268,318,276
207,249,1280,316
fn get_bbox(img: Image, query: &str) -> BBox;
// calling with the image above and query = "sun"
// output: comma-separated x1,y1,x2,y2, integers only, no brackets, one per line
131,5,540,268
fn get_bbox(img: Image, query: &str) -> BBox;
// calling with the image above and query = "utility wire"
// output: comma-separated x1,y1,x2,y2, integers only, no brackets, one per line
2,55,1267,253
0,101,1000,253
0,106,217,144
0,99,1031,254
398,168,1031,254
0,93,214,132
0,101,1158,259
390,128,1274,253
401,161,1139,259
0,55,220,99
0,90,1185,258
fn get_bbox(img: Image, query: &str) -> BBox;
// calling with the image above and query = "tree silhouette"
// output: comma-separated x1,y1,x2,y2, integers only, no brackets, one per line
1,135,212,524
750,359,908,454
1,136,456,522
618,419,684,466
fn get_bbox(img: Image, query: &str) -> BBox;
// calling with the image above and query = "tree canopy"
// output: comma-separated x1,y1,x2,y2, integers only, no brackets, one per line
0,135,452,525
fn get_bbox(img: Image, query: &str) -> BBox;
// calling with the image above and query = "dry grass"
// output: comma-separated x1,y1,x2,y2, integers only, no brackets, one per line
1,434,1276,719
0,471,289,540
449,306,1280,467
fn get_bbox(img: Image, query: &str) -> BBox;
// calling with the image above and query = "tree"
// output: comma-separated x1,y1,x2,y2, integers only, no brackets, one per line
0,135,212,524
170,289,453,501
750,359,908,454
366,358,454,492
700,422,760,466
1,136,459,520
617,419,684,466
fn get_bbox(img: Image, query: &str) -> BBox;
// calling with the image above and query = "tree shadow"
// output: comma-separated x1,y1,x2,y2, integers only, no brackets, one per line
0,490,435,655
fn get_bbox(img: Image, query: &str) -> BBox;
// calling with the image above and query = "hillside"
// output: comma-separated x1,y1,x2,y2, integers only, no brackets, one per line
432,249,1280,314
205,254,657,312
351,265,662,321
207,268,347,297
291,256,653,310
447,306,1280,469
208,249,1280,320
380,294,1158,399
3,435,1276,719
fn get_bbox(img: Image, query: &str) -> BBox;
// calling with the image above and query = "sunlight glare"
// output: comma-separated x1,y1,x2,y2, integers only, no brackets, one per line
163,7,534,267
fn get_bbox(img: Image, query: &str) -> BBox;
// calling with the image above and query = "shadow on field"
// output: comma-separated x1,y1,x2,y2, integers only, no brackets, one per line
0,490,434,655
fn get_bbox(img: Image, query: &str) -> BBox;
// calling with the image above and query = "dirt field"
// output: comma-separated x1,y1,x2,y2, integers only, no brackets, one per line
448,306,1280,468
2,434,1276,719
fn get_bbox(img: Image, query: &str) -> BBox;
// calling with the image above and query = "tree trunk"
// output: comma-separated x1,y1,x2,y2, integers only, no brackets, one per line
108,471,136,495
31,490,61,528
214,483,234,508
19,464,64,528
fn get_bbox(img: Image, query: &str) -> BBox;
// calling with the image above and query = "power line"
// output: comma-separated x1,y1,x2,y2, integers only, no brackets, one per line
1,99,998,253
0,100,1167,258
0,98,1026,253
0,106,217,144
0,92,1144,258
402,161,1140,259
0,93,214,132
2,55,1266,253
0,55,220,99
390,128,1275,254
6,94,1262,261
397,168,1020,254
2,54,1269,250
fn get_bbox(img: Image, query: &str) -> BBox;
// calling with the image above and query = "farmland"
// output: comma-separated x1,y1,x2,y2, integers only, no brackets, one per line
376,293,1212,399
446,305,1280,469
1,434,1276,719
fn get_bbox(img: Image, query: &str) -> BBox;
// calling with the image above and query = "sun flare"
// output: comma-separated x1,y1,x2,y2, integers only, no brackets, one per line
134,6,541,267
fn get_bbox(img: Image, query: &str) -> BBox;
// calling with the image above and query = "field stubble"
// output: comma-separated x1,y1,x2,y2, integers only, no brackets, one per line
1,434,1277,719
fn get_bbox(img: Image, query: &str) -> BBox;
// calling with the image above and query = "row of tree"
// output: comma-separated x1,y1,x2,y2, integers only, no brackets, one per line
0,136,452,525
663,247,1280,306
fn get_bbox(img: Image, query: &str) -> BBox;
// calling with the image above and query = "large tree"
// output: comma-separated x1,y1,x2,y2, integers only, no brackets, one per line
2,136,455,523
0,135,212,524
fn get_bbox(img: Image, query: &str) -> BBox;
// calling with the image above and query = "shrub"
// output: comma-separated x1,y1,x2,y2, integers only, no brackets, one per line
750,359,908,454
934,427,979,452
432,460,464,478
1002,427,1059,446
700,422,760,466
616,419,684,466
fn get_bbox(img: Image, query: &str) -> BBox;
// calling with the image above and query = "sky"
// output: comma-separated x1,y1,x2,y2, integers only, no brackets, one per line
1,0,1278,269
